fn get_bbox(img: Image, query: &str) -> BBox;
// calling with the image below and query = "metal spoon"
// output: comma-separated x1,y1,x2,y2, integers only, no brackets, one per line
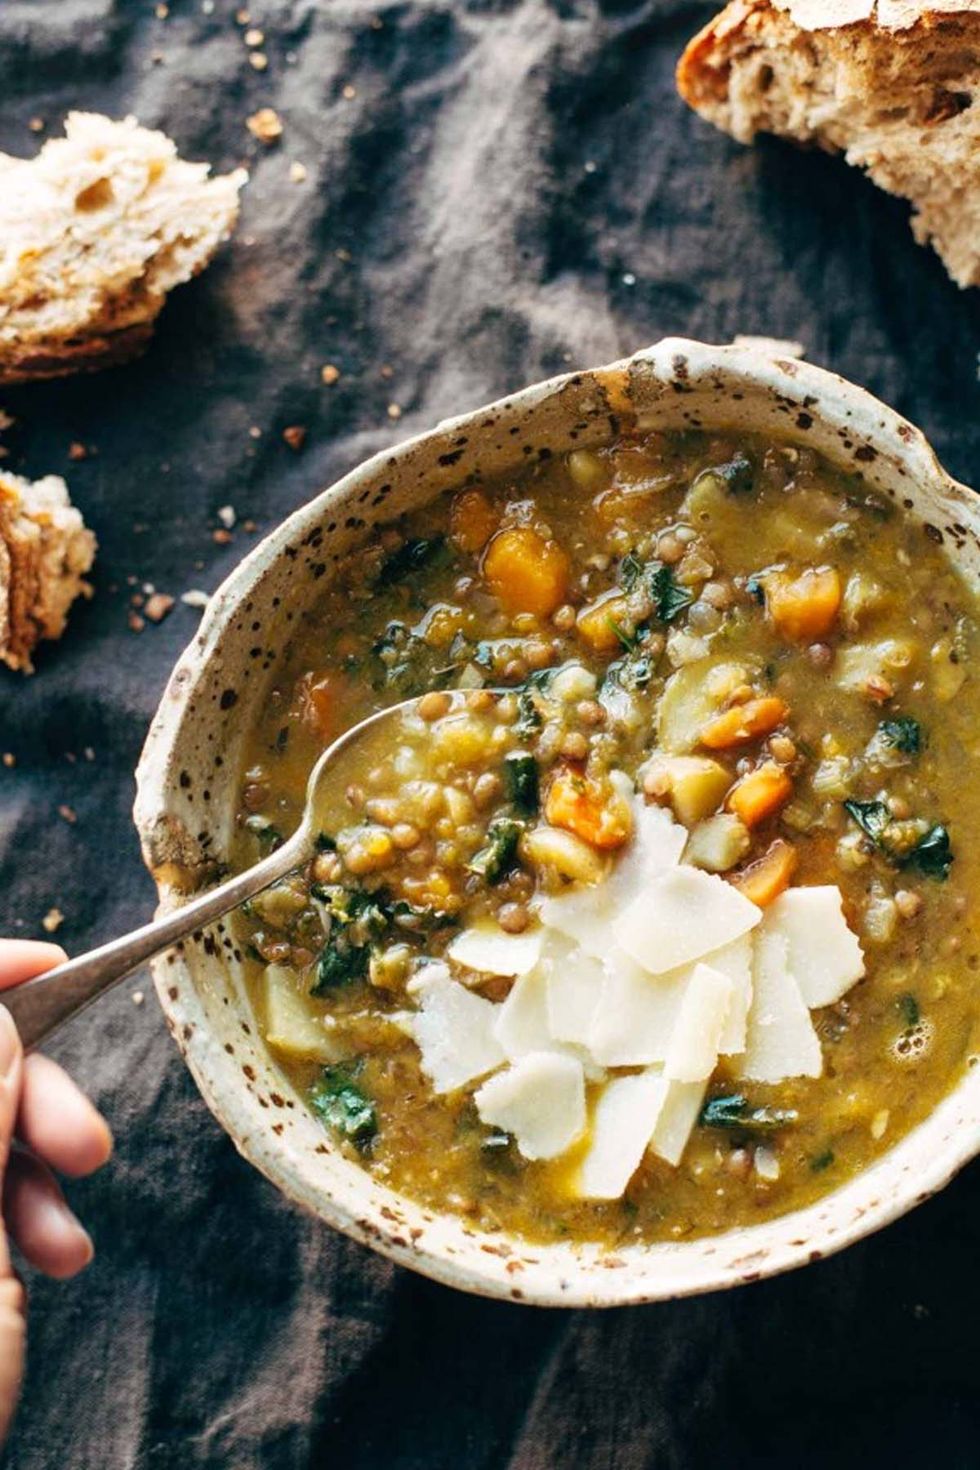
5,696,427,1051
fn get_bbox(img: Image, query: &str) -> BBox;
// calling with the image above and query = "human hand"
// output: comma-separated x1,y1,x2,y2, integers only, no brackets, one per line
0,940,112,1446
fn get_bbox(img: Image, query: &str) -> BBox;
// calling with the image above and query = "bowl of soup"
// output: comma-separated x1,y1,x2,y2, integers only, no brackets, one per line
134,338,980,1305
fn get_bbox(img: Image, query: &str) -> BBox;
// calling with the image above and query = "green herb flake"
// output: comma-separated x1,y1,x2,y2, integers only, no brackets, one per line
619,550,645,592
376,536,446,586
516,688,543,740
879,717,922,754
244,814,283,854
810,1148,835,1173
650,563,694,624
468,818,523,884
907,823,953,879
607,615,639,652
699,1094,799,1134
310,1062,378,1150
504,751,540,816
898,993,920,1028
842,798,892,845
843,800,952,879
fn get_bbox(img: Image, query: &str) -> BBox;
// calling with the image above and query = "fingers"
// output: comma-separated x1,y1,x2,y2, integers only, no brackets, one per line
0,1276,26,1447
0,941,67,989
17,1055,112,1179
3,1152,93,1280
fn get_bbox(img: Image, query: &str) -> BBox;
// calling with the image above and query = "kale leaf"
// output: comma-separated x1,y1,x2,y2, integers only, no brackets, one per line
376,536,446,586
309,1062,378,1150
699,1094,798,1134
468,818,523,883
504,752,539,816
879,717,922,754
843,800,952,879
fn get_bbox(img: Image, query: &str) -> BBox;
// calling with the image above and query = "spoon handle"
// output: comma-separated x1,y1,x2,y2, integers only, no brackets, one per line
5,835,308,1052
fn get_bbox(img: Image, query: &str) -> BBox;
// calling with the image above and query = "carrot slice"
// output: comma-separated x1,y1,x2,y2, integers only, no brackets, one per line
483,527,570,617
544,766,632,851
725,763,793,828
699,696,789,750
450,489,498,553
729,839,798,908
765,567,841,643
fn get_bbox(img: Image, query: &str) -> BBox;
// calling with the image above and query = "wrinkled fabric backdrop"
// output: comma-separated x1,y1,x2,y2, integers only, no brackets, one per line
1,1,980,1466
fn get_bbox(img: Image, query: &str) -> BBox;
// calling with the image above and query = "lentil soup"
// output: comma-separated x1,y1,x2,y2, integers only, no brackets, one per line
233,430,980,1246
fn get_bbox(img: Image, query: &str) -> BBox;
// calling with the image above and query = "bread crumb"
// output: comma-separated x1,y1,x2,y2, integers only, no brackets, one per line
282,425,306,451
58,804,77,824
380,364,394,380
132,990,145,1006
2,753,14,768
217,504,237,529
342,84,357,100
235,7,250,22
321,363,341,385
42,907,64,933
248,426,261,440
249,51,268,71
144,593,175,623
181,589,210,609
68,441,88,461
128,610,146,632
387,403,402,420
28,117,45,134
155,2,169,16
246,108,282,144
242,519,257,533
289,161,307,183
244,26,264,45
83,747,95,762
213,528,233,545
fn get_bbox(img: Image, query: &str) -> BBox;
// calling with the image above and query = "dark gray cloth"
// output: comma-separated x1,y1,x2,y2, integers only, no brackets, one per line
2,1,980,1465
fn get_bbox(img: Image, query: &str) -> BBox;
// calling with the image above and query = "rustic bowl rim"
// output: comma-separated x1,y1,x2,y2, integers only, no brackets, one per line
134,337,980,1306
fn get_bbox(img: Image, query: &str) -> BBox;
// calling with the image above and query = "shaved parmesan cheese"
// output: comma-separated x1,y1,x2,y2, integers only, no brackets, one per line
708,935,753,1055
447,921,543,978
405,960,452,995
574,1068,667,1199
264,965,345,1063
493,967,552,1060
614,867,761,976
649,1078,708,1166
543,942,603,1047
664,962,733,1082
589,954,688,1066
475,1052,586,1160
763,886,864,1008
739,929,822,1083
411,974,505,1093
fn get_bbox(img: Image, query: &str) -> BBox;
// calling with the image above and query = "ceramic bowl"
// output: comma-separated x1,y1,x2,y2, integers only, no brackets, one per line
134,337,980,1306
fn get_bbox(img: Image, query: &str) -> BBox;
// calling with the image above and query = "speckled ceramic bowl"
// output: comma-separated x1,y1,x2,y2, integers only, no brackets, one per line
134,337,980,1306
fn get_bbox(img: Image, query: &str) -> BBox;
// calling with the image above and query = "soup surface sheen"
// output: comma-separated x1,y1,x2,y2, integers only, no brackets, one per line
234,430,980,1246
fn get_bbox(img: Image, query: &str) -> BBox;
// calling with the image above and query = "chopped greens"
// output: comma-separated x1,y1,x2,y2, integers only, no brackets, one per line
898,993,920,1028
699,1094,799,1134
244,814,283,854
504,751,540,815
810,1149,835,1173
607,615,639,652
600,650,655,699
879,717,922,754
650,564,694,624
376,536,446,586
310,1062,378,1150
619,550,645,591
843,800,953,879
691,454,754,497
370,620,460,696
516,687,544,740
468,818,523,883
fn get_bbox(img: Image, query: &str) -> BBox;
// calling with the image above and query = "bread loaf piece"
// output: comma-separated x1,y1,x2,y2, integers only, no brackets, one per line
0,113,246,383
0,472,96,672
677,0,980,287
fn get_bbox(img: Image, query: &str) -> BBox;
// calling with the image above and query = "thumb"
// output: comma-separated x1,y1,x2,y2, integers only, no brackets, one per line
0,1008,23,1211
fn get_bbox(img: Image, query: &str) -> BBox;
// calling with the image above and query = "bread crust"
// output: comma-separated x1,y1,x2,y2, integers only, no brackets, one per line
677,0,980,286
0,473,96,673
0,322,153,386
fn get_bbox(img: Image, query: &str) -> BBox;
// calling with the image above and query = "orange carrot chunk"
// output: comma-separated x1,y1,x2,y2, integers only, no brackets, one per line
725,763,794,828
699,696,789,750
450,488,498,553
544,766,632,851
765,567,841,643
729,838,798,908
483,527,570,618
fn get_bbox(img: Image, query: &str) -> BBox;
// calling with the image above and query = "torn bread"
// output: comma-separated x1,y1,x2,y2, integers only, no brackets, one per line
0,472,96,672
0,113,246,383
677,0,980,287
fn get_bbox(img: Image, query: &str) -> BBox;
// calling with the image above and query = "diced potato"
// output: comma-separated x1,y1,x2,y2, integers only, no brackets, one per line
656,659,752,754
725,763,793,827
567,449,608,491
684,813,751,872
483,527,570,617
450,489,498,553
930,635,968,702
642,754,731,825
576,590,634,654
431,712,492,764
836,639,916,697
544,767,633,850
699,696,788,750
521,824,610,884
265,965,345,1062
841,571,886,632
765,567,841,642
